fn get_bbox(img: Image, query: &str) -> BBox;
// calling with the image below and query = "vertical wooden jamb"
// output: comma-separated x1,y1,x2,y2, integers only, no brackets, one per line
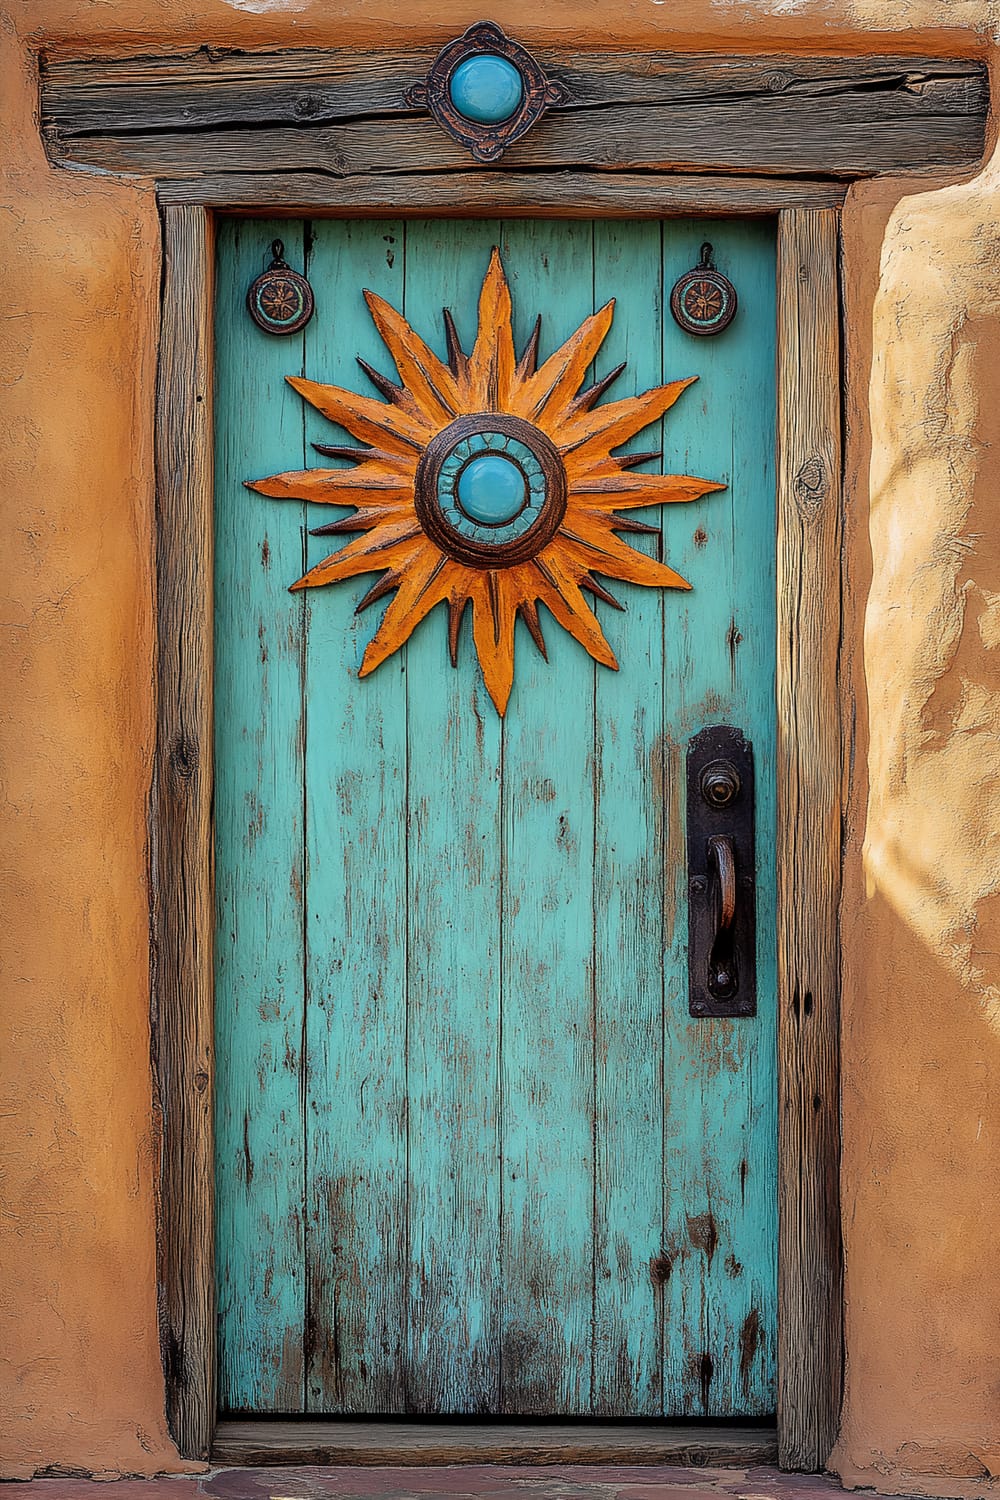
152,202,216,1460
775,208,844,1471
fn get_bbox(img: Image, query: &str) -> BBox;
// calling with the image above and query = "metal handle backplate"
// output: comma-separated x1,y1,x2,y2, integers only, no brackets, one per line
686,726,757,1018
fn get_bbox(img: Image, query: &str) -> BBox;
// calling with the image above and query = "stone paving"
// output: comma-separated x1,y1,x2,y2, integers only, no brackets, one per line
5,1466,897,1500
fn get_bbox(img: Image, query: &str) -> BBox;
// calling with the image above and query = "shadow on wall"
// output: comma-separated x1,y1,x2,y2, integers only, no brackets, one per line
833,142,1000,1499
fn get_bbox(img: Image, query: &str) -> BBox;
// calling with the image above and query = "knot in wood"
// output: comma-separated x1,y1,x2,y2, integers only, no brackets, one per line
764,70,792,93
649,1252,673,1286
169,734,198,784
794,455,827,508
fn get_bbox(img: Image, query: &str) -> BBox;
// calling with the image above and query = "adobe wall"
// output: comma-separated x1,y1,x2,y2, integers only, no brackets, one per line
1,0,998,1488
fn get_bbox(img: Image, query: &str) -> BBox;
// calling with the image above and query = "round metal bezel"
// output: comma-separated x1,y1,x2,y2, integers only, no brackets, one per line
414,413,568,568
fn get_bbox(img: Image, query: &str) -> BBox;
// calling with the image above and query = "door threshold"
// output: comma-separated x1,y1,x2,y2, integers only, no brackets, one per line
211,1419,778,1468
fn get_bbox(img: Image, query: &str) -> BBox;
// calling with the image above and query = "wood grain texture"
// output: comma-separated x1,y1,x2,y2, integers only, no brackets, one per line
211,1418,778,1466
774,209,844,1472
589,219,665,1418
152,204,217,1459
155,173,845,214
41,47,983,125
496,219,597,1416
301,219,410,1415
398,220,505,1413
213,219,309,1413
42,103,985,183
42,48,986,183
658,221,779,1422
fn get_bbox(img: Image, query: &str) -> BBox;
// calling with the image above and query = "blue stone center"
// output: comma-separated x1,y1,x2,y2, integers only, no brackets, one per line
448,54,524,125
456,453,528,525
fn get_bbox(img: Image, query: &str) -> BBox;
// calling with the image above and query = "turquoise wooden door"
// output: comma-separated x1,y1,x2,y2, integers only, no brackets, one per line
214,217,777,1419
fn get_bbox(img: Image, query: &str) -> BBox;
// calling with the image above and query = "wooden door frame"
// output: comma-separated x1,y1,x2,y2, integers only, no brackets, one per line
42,41,988,1469
151,192,842,1473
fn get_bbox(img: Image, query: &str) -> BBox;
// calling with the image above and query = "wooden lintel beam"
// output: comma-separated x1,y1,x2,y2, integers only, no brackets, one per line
41,48,987,184
152,170,847,215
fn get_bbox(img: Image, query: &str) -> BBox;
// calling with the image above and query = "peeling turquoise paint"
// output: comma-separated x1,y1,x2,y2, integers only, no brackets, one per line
214,216,777,1417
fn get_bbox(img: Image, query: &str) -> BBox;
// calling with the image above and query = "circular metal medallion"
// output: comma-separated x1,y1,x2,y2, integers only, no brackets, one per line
415,413,567,568
670,243,738,338
404,21,566,164
246,240,315,336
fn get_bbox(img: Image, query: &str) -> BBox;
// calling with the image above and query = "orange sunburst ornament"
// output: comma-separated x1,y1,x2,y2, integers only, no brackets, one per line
248,248,725,715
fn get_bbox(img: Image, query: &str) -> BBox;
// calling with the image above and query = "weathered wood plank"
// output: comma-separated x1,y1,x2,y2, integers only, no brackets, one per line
43,79,987,182
211,1418,778,1466
153,203,216,1461
774,208,843,1471
658,221,778,1418
402,218,505,1414
42,46,986,164
589,219,666,1417
301,219,410,1413
41,45,983,93
213,217,307,1412
498,219,597,1416
58,68,979,140
155,171,846,214
42,43,981,91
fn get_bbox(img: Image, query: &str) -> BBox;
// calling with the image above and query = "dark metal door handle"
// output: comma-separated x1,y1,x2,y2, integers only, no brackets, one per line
686,726,757,1017
708,834,736,931
707,834,738,999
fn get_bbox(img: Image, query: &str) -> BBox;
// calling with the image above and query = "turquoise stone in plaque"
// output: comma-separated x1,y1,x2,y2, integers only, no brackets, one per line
448,54,524,124
457,453,528,525
434,431,547,549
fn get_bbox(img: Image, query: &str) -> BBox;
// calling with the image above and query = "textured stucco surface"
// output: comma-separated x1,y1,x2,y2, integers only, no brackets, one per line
2,0,1000,1488
832,140,1000,1500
